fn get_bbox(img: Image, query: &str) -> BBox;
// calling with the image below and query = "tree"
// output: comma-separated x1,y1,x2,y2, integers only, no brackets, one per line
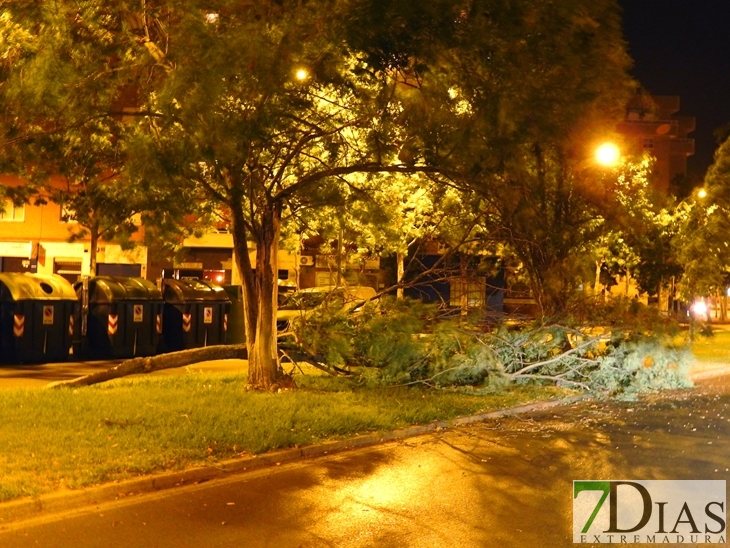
675,136,730,303
342,0,638,316
0,2,199,274
130,0,468,389
437,0,636,315
298,173,465,298
1,0,639,387
589,157,683,304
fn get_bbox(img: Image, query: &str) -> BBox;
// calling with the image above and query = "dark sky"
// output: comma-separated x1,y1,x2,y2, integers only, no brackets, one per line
618,1,730,180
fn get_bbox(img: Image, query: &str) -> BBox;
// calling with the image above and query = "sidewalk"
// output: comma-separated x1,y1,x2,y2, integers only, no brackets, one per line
0,359,247,390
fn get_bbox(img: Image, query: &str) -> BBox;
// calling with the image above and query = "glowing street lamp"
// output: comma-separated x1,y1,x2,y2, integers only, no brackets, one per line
691,300,708,318
595,143,620,167
295,69,308,81
697,188,707,199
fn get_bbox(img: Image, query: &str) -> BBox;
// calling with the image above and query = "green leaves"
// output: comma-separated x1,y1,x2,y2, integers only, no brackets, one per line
674,136,730,300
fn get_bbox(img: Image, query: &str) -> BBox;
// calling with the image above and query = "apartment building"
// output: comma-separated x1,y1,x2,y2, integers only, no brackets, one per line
0,175,149,282
617,92,695,193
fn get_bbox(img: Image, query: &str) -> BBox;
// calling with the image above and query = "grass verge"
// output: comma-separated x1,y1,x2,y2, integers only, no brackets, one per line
689,328,730,378
0,370,571,503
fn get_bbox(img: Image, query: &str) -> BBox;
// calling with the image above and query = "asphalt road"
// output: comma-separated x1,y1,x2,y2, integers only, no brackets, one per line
2,375,729,547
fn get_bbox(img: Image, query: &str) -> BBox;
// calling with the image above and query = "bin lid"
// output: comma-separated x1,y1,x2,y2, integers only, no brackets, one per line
162,279,231,303
0,273,77,301
77,276,163,303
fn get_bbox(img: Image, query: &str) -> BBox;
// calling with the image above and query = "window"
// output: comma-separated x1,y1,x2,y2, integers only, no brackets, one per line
0,257,34,273
53,260,82,283
449,276,486,308
642,138,655,150
0,199,24,221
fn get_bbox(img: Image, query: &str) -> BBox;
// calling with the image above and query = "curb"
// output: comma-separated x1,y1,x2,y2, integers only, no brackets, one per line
0,395,585,527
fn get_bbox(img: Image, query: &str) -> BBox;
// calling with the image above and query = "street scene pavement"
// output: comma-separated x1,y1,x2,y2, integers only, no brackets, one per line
1,372,729,547
0,359,247,389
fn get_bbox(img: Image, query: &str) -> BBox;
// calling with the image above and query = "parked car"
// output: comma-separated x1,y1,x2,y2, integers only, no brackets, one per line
276,285,377,332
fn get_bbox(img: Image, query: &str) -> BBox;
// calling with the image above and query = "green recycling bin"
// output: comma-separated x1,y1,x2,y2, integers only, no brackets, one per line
76,276,164,359
0,273,77,364
222,285,245,344
161,279,231,352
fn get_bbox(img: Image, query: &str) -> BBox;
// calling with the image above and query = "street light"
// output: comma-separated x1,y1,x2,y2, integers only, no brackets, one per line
295,69,308,81
691,300,708,319
697,188,707,199
595,143,620,167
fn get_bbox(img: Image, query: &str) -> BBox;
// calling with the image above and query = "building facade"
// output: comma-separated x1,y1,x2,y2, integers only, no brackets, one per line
0,175,149,282
617,92,695,193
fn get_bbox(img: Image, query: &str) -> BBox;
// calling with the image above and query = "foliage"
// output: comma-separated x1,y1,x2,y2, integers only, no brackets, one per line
437,0,636,315
0,0,648,388
674,135,730,301
589,341,693,400
291,298,692,397
0,1,203,272
291,296,426,372
589,157,682,297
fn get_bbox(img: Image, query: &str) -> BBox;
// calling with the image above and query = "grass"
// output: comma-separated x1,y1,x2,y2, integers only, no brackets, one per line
0,369,571,503
690,329,730,366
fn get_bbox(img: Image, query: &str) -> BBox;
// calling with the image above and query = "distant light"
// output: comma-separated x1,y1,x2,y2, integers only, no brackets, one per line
698,188,707,199
216,275,224,283
691,301,708,317
295,69,308,81
595,143,620,166
205,13,219,24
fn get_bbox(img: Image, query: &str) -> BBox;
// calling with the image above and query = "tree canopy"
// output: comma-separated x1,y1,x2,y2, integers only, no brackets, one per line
0,0,640,388
0,1,201,271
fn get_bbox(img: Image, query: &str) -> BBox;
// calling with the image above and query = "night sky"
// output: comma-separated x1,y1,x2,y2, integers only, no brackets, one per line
618,1,730,181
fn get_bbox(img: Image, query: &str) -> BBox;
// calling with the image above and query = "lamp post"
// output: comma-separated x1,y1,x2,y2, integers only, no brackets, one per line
590,142,621,298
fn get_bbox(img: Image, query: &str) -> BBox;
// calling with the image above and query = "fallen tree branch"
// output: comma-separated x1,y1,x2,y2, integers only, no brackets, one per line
278,339,353,377
45,344,248,389
507,373,592,391
505,337,601,376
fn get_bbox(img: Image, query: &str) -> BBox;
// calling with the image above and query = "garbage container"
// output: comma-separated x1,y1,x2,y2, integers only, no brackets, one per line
222,285,245,344
161,279,231,352
0,273,77,364
76,276,164,359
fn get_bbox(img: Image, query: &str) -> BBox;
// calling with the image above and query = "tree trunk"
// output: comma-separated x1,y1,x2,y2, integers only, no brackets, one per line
231,213,257,349
89,223,99,277
46,344,247,388
337,223,344,287
248,222,280,389
460,254,468,317
232,201,289,390
396,251,405,300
